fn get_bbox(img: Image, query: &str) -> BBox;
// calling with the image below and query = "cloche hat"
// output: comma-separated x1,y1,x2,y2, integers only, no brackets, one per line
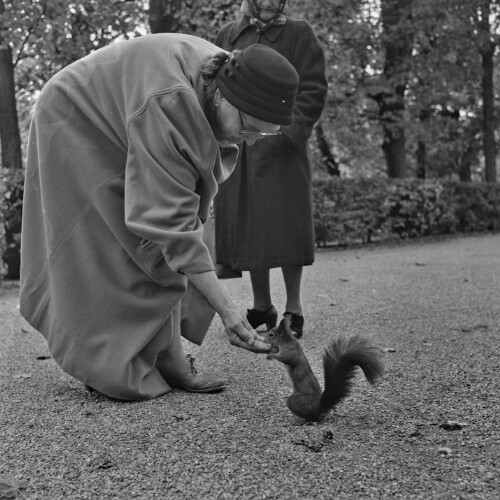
216,44,299,126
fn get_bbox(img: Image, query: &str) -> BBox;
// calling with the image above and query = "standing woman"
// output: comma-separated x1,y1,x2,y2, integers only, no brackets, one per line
214,0,328,337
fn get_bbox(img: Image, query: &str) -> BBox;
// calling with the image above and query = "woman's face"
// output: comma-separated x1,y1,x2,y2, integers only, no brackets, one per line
254,0,283,22
213,95,280,147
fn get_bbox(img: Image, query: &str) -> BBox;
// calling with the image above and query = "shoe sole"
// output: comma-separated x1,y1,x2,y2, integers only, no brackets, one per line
174,384,227,393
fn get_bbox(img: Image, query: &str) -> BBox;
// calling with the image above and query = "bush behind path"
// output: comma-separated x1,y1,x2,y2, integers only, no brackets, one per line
313,178,500,247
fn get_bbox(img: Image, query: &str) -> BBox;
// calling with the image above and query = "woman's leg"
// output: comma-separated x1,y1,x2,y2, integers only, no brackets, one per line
282,265,303,315
156,303,226,392
247,269,277,329
249,269,272,310
156,319,193,385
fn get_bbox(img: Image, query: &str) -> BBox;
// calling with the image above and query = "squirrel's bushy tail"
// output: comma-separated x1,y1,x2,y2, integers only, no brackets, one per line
320,335,384,413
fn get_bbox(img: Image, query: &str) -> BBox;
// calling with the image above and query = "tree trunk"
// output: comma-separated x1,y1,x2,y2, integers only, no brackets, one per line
458,159,472,183
381,109,407,178
149,0,183,33
416,141,427,179
0,0,22,171
379,0,413,178
0,0,23,279
479,2,497,182
314,122,340,176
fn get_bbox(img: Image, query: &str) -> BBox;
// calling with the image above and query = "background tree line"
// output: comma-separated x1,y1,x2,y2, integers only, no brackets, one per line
1,0,499,277
1,0,499,181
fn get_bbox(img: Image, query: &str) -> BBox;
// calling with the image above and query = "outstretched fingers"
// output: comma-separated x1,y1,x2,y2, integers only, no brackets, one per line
227,326,271,353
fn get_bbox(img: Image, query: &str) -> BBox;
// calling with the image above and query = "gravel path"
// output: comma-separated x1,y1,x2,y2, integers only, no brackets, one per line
1,234,499,499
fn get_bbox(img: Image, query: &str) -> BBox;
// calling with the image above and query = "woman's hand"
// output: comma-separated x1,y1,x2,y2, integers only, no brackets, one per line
184,270,271,353
220,302,272,353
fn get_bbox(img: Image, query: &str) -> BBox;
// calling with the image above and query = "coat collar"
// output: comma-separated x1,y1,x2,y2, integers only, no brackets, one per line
228,16,285,44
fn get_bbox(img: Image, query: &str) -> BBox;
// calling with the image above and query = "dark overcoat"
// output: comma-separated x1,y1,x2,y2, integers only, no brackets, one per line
20,34,237,400
214,16,327,271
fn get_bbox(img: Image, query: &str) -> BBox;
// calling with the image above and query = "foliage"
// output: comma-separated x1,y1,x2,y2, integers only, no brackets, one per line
149,0,240,42
313,177,388,246
290,0,387,176
1,0,150,149
3,1,149,71
1,0,151,278
1,0,499,277
0,167,23,278
3,0,499,179
406,0,495,180
292,0,499,180
442,180,500,232
313,177,500,246
383,179,449,238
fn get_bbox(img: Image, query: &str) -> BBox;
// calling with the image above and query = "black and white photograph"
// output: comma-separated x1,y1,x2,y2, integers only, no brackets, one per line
0,1,499,498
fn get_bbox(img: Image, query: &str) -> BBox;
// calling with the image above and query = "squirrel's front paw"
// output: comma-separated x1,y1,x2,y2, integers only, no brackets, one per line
266,347,279,360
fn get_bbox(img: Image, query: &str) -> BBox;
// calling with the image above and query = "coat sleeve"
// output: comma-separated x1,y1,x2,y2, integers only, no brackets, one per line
215,24,229,48
282,21,328,149
125,88,218,275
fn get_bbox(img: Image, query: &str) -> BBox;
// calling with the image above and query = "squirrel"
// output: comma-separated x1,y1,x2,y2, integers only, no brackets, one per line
265,316,384,421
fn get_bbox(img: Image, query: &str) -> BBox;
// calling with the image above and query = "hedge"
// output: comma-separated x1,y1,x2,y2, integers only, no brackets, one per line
2,174,500,279
313,178,500,247
0,168,24,279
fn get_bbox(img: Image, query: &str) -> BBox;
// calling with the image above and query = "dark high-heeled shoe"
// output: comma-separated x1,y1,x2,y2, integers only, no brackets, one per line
247,305,278,330
284,312,304,339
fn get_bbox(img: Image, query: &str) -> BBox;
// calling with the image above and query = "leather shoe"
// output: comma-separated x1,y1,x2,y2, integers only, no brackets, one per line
171,355,227,393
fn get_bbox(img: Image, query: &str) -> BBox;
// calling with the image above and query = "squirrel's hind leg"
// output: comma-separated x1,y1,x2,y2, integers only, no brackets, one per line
287,394,323,421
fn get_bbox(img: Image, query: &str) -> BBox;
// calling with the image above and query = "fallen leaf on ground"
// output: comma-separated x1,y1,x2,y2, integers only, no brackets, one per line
0,476,27,499
293,439,323,453
408,426,422,438
439,420,467,431
173,412,189,421
474,324,489,331
64,470,80,480
438,447,452,456
458,324,489,334
382,347,396,353
88,453,113,471
323,430,334,441
12,373,31,379
36,355,51,360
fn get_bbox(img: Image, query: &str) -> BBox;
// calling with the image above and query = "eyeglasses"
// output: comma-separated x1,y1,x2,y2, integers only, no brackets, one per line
238,109,282,137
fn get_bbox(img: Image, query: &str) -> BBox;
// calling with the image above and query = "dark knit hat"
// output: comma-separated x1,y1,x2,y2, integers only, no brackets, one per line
216,44,299,126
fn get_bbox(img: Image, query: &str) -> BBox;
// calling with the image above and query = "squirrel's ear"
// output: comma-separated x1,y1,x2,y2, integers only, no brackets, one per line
282,314,292,329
